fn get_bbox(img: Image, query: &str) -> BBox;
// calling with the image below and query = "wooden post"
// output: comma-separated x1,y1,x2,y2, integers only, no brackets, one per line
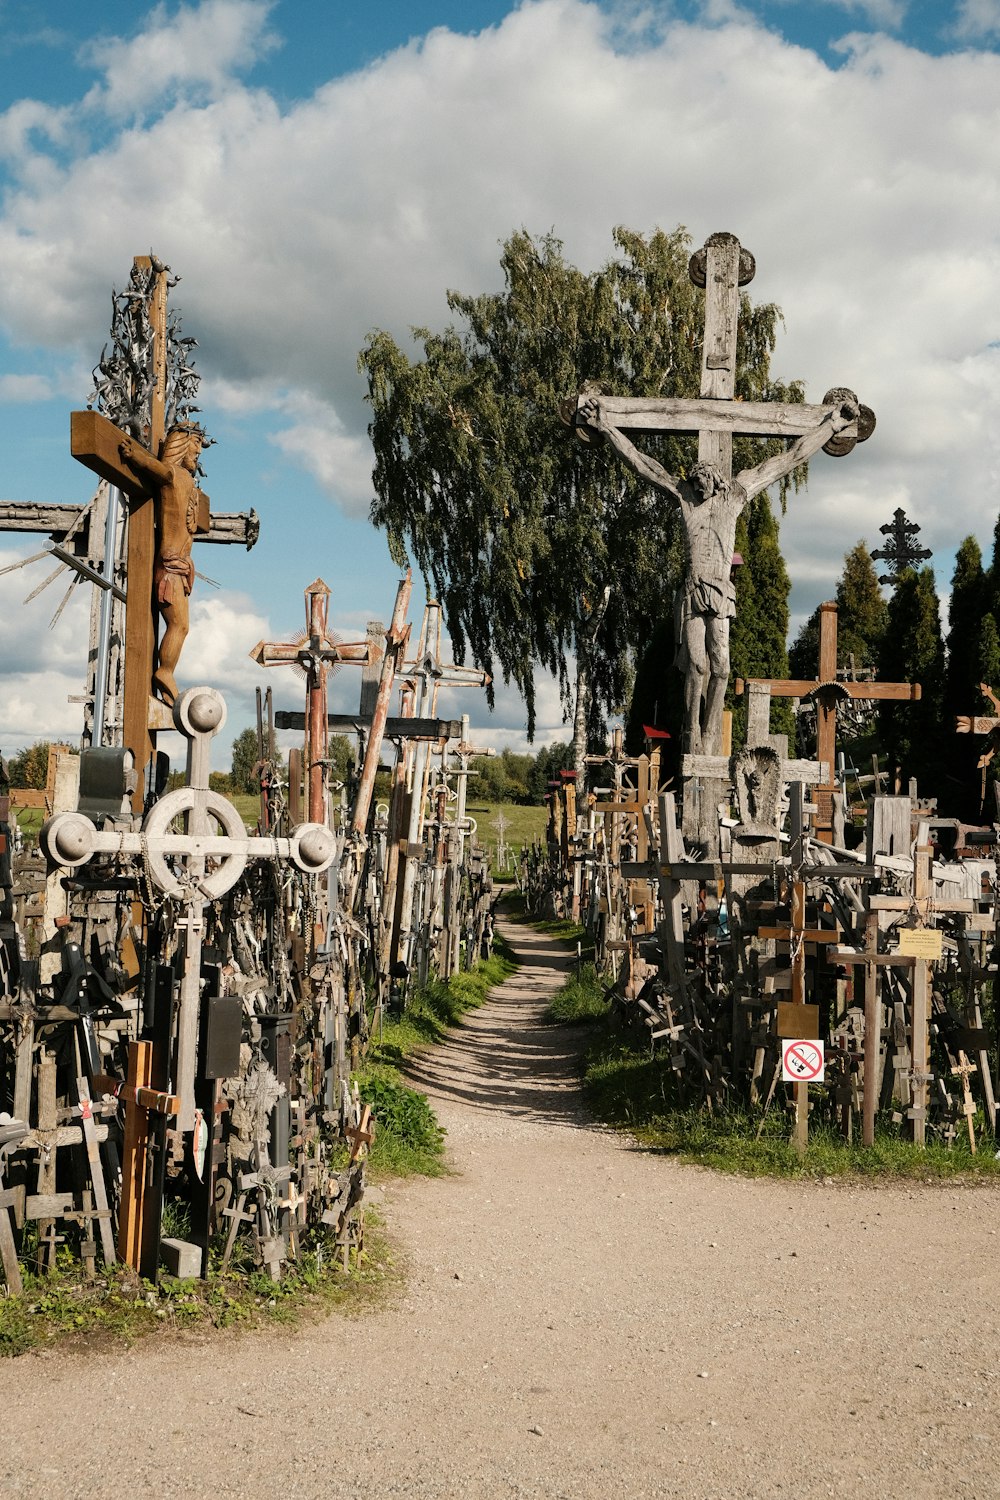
117,1039,154,1270
122,257,166,809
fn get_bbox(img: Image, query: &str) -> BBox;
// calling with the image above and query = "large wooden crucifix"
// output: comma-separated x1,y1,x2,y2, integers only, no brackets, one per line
65,255,255,808
566,231,875,769
736,600,921,842
249,578,377,824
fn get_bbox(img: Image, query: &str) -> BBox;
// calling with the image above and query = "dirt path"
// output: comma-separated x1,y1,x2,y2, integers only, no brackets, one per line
4,917,1000,1499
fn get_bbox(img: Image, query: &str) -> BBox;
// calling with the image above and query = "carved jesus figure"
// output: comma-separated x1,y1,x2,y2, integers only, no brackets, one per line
118,425,204,706
579,396,859,754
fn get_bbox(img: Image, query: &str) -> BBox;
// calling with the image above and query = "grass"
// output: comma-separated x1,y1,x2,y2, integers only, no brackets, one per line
465,800,547,878
0,1217,398,1359
542,955,1000,1182
543,963,609,1025
356,938,519,1179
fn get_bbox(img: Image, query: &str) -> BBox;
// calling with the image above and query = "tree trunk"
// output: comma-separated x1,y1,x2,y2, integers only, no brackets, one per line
572,586,611,782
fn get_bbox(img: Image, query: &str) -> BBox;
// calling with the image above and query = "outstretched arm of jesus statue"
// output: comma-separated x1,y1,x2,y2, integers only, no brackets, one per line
577,397,684,503
118,434,173,488
736,395,860,502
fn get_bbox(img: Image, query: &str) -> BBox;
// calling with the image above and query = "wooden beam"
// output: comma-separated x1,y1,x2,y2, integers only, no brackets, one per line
583,394,846,439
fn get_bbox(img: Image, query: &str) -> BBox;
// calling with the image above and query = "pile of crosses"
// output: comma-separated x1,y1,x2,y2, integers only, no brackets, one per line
531,651,1000,1154
0,259,496,1294
538,228,1000,1154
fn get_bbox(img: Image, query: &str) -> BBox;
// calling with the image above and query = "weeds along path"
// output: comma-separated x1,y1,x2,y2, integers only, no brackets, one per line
6,915,1000,1499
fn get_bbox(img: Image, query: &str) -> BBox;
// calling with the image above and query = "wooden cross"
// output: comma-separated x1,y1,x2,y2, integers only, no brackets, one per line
250,578,376,824
736,601,921,842
829,912,917,1146
391,599,490,971
866,843,973,1146
568,232,875,824
345,1104,374,1162
754,788,842,1152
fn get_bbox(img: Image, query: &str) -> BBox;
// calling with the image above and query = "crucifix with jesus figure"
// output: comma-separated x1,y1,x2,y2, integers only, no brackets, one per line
566,232,876,847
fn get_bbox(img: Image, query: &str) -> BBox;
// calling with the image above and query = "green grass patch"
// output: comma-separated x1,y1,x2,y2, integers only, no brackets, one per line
543,963,608,1025
581,1024,1000,1181
466,801,547,878
0,1218,398,1360
356,942,518,1180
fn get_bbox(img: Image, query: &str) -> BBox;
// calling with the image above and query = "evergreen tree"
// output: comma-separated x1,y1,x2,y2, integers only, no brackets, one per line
943,537,989,816
878,567,945,796
836,542,887,670
361,225,804,769
788,605,820,681
727,494,794,742
787,542,886,683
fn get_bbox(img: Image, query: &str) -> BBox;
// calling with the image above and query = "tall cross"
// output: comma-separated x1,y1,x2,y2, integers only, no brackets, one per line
66,255,258,808
736,601,921,842
390,599,490,970
567,231,874,845
250,578,375,824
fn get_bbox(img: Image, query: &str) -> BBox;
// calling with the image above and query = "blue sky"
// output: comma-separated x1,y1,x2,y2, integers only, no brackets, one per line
0,0,998,763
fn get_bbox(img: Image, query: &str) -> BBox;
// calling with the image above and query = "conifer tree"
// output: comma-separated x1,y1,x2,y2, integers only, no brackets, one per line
878,567,945,795
835,542,887,670
728,495,794,741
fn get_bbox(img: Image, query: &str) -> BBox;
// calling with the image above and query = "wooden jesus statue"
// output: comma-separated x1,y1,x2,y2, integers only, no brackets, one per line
579,394,860,755
118,425,204,706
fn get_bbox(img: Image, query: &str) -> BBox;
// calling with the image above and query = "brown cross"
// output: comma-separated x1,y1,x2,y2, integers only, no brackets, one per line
250,578,375,823
736,601,921,842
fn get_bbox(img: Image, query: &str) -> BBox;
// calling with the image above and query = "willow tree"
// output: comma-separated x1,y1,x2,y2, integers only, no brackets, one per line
360,226,804,771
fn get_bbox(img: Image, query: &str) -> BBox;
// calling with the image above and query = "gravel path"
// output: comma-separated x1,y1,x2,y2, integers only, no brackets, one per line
4,915,1000,1499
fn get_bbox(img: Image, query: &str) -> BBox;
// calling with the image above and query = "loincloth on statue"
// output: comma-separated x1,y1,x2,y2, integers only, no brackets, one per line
154,553,195,606
673,577,736,670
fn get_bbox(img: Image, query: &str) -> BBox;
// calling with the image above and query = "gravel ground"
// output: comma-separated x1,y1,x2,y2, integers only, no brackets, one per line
3,916,1000,1499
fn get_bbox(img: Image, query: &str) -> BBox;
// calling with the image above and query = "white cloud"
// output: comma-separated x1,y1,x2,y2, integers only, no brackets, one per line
0,0,998,747
0,373,52,401
952,0,1000,39
79,0,280,119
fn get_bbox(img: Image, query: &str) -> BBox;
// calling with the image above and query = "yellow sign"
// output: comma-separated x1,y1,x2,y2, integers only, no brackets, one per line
897,927,943,960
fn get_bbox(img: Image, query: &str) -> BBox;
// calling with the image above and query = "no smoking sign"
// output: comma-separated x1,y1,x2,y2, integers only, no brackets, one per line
781,1038,825,1083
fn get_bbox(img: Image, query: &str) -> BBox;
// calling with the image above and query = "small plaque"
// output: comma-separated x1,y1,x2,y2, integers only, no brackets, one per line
776,1002,820,1040
897,927,943,960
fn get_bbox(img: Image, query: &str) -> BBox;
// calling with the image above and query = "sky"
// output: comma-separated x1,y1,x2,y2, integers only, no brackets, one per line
0,0,997,769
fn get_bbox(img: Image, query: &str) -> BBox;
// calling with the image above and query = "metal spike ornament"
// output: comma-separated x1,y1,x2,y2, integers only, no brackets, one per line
871,507,932,585
87,254,212,467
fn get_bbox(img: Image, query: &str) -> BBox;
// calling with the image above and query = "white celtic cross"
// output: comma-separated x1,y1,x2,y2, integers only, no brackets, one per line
42,686,335,1130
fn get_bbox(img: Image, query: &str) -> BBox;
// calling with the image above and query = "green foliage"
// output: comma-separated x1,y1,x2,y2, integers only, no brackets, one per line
0,1231,395,1359
788,541,886,681
230,726,260,794
728,494,794,742
879,566,946,795
230,724,283,795
6,741,74,789
579,1027,1000,1180
543,964,607,1024
327,734,355,781
355,1074,440,1152
836,541,887,668
944,537,991,817
466,747,535,804
361,225,803,743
